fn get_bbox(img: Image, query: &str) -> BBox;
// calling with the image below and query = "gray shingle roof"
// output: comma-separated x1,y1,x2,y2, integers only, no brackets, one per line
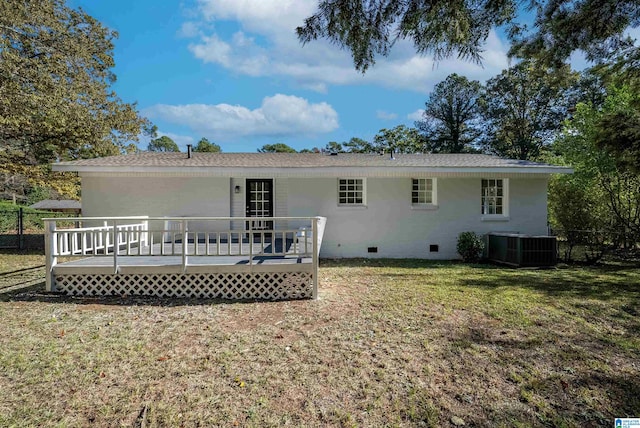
53,152,565,169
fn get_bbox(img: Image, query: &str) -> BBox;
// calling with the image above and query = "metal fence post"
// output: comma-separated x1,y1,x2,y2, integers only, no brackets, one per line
18,207,24,250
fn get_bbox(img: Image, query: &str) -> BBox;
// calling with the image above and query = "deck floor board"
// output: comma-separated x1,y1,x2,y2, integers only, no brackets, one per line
57,255,311,268
56,239,312,269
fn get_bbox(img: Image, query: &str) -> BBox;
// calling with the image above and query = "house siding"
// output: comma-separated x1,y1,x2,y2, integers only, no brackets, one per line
286,177,548,259
230,177,244,229
80,174,548,260
82,176,231,218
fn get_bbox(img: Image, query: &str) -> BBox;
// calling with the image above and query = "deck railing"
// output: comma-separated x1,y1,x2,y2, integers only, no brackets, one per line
44,216,327,297
54,221,149,257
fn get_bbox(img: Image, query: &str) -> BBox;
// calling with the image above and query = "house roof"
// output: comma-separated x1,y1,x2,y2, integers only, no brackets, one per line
53,153,571,174
29,199,81,210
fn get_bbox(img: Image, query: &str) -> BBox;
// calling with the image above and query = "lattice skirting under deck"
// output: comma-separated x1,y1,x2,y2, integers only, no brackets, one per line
55,272,313,300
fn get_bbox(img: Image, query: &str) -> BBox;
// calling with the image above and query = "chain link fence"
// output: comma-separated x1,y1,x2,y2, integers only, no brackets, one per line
0,208,79,250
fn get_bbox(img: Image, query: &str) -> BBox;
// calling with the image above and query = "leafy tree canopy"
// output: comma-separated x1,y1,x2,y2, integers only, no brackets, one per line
590,87,640,173
342,137,374,153
324,141,343,153
193,137,221,153
373,125,426,153
0,0,149,165
480,60,577,160
416,73,483,153
148,136,179,152
257,143,297,153
553,85,640,240
297,0,639,71
322,129,426,155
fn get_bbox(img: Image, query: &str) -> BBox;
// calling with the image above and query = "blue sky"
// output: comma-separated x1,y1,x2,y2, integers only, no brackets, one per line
72,0,514,152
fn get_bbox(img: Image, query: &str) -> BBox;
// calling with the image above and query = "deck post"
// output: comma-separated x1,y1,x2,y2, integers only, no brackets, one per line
45,220,57,292
248,219,253,271
103,221,109,253
312,217,319,300
112,219,119,274
181,219,188,273
142,219,149,247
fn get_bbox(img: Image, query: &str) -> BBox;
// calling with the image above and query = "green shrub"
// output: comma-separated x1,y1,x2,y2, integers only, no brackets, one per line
457,232,485,262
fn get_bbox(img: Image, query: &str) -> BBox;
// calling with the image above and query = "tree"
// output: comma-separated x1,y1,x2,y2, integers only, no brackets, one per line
373,125,425,153
480,61,577,160
324,141,343,153
342,137,374,153
416,74,483,153
0,0,148,164
552,85,640,251
148,136,179,152
592,108,640,174
257,143,297,153
548,174,609,262
297,0,639,72
510,1,640,67
297,0,514,72
193,137,221,153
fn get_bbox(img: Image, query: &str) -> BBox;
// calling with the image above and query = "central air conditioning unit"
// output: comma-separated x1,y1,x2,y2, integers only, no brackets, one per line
487,233,557,267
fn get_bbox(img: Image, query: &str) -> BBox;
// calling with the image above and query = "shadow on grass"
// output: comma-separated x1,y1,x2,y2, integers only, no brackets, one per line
458,267,640,302
0,249,45,256
579,372,640,418
320,258,499,269
323,258,640,302
451,317,640,424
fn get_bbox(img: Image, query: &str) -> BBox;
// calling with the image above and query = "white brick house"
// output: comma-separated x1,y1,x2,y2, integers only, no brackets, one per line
54,152,571,260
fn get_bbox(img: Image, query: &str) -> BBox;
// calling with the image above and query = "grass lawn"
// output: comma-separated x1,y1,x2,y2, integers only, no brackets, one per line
0,257,638,427
0,251,45,292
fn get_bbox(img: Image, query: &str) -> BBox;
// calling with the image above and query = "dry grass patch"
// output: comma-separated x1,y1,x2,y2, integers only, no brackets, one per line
0,258,639,427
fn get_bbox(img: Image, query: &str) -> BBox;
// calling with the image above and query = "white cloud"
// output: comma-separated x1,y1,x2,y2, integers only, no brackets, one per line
185,0,510,93
376,110,398,120
189,32,269,76
407,109,425,121
197,0,315,37
145,94,339,139
178,21,200,38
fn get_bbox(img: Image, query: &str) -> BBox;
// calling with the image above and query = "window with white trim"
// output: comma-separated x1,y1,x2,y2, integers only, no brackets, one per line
412,178,436,206
338,178,365,205
481,179,506,215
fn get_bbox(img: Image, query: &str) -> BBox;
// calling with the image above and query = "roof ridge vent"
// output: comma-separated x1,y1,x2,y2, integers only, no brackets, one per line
329,152,338,156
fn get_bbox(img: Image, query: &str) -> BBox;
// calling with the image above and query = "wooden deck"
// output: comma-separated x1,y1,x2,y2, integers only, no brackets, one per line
45,216,326,300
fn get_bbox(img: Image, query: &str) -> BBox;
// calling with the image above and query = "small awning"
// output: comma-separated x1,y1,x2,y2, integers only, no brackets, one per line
29,199,81,211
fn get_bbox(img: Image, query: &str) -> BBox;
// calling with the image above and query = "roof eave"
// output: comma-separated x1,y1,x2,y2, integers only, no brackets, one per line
52,164,574,175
